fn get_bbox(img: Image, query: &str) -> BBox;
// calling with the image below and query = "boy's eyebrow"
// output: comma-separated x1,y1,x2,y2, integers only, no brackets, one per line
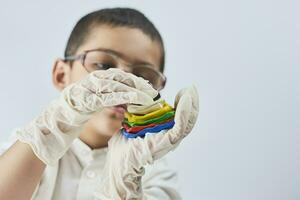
91,47,156,67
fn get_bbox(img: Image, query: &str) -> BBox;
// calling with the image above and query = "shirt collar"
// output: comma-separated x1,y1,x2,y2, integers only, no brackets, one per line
70,138,108,167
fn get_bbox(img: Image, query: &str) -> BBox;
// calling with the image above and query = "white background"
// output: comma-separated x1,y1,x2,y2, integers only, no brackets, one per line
0,1,299,199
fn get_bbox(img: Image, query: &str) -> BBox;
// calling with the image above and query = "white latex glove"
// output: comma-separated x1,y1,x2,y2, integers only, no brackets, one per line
15,68,158,166
94,85,199,200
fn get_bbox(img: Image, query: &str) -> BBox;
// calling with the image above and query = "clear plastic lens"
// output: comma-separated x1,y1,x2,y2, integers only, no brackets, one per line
84,51,117,71
132,66,164,90
84,51,165,90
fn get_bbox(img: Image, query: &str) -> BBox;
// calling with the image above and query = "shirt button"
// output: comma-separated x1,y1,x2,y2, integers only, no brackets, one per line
86,170,96,179
82,150,89,155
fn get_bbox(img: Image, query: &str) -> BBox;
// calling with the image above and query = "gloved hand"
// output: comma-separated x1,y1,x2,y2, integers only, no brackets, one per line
94,85,199,200
14,68,158,166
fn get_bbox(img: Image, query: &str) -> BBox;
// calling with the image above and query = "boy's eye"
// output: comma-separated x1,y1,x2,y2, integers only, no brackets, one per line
99,63,115,70
90,62,116,71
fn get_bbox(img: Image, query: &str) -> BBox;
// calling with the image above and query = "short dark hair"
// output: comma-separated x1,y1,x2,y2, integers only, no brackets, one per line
64,8,165,72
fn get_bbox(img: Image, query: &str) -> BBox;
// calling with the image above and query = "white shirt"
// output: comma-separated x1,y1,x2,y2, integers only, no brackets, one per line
0,131,181,200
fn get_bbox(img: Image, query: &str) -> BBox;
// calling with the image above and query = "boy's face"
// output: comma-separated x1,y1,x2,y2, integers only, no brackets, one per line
52,25,162,137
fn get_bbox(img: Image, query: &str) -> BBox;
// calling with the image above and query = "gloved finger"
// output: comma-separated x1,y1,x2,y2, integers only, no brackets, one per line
92,68,158,99
167,92,193,144
127,98,164,114
173,85,200,133
80,75,153,96
65,84,154,113
184,85,200,134
100,91,154,107
79,75,155,106
174,87,188,109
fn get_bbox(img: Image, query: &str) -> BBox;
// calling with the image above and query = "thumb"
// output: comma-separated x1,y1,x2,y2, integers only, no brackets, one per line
168,92,193,144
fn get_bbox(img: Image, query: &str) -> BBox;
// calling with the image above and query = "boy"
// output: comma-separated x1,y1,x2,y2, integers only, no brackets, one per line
0,8,199,199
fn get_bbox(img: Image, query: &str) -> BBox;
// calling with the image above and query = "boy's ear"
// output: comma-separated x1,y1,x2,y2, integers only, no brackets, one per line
52,58,72,91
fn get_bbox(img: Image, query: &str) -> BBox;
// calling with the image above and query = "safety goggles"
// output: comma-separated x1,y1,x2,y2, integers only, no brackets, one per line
64,48,166,91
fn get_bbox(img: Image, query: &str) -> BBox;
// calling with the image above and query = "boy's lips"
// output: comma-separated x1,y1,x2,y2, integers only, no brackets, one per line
109,104,127,114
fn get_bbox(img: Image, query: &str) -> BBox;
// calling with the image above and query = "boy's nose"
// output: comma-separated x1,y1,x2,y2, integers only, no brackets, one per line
118,65,133,74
